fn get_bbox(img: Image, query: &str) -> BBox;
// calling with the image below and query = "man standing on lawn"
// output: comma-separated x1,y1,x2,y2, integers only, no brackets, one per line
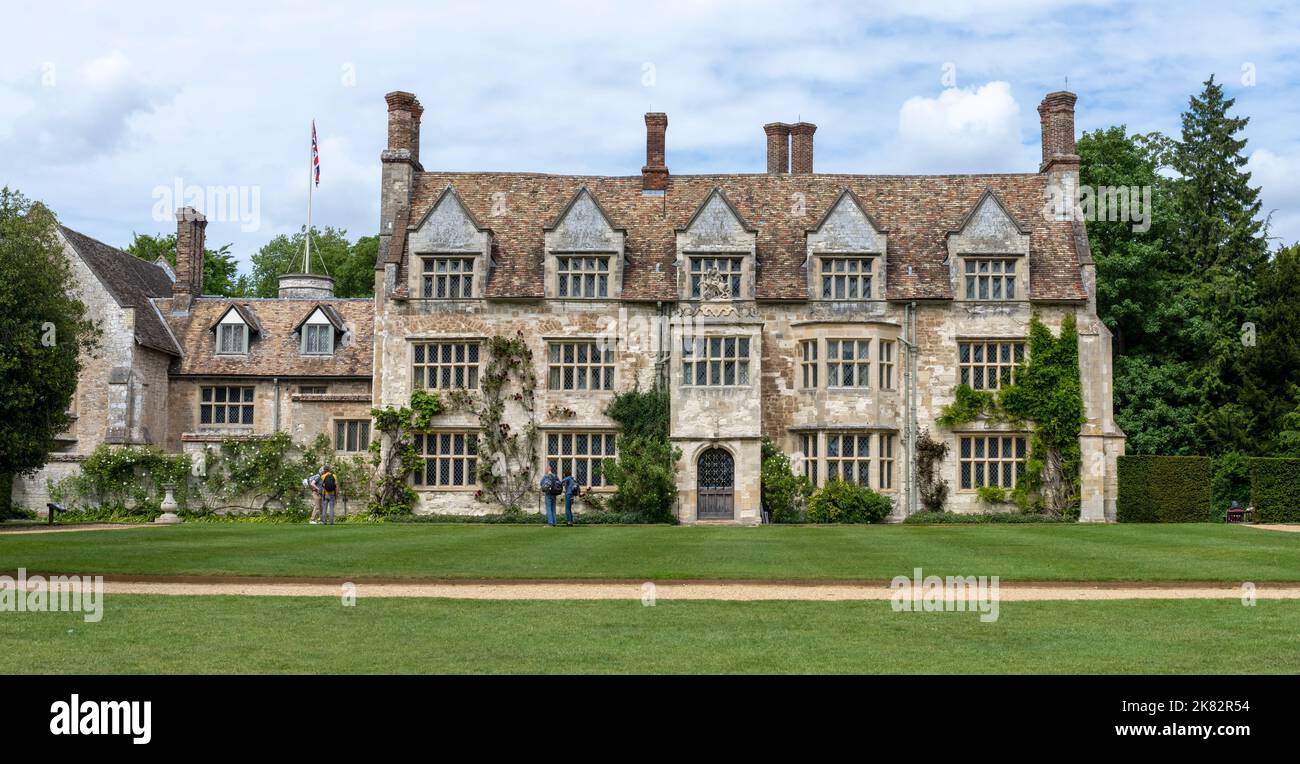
303,470,323,524
561,468,579,527
319,465,340,525
540,465,562,526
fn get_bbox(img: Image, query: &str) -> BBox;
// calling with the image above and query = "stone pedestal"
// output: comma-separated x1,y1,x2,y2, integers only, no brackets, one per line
155,483,181,524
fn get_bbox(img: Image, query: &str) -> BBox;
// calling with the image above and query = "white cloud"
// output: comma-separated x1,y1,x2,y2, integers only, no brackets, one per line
893,82,1035,173
1247,149,1300,247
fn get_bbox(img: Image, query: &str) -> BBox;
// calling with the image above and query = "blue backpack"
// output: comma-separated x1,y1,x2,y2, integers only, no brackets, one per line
541,473,562,496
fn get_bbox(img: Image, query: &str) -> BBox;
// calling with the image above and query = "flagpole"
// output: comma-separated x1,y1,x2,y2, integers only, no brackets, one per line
304,119,313,274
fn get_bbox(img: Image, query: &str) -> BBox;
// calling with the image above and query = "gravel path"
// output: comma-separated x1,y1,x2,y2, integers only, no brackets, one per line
0,524,156,535
76,580,1300,601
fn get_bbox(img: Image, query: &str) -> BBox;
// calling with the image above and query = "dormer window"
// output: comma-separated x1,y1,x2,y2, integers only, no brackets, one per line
677,189,757,303
294,305,346,356
210,303,261,355
805,190,887,302
819,257,874,300
689,256,742,299
217,323,248,354
407,186,492,300
948,190,1030,302
557,256,610,298
422,257,474,298
303,324,334,354
545,188,625,300
963,258,1018,300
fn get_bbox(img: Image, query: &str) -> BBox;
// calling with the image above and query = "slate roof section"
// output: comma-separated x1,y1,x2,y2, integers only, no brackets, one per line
398,172,1087,302
59,226,182,356
156,297,373,378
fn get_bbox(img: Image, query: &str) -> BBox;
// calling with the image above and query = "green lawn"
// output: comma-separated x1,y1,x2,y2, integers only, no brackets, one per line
1,523,1296,581
5,595,1297,673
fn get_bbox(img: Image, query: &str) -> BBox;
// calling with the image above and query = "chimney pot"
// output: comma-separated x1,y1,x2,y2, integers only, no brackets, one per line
764,123,791,174
172,207,207,312
385,91,424,167
642,112,669,192
790,122,816,174
1038,90,1079,171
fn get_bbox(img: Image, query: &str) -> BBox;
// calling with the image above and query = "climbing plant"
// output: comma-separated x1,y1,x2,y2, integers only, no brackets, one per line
915,428,950,513
369,389,443,515
602,385,679,522
937,314,1085,518
446,332,539,513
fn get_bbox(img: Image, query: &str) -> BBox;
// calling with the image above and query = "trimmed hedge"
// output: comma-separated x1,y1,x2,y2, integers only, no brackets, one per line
903,511,1064,524
1249,458,1300,523
1117,455,1213,522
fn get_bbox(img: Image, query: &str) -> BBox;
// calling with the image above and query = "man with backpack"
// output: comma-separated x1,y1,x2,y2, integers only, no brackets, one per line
540,465,563,527
561,467,580,527
318,465,340,525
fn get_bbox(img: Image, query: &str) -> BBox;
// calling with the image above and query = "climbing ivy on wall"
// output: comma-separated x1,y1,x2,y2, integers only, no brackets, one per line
446,332,539,513
937,314,1085,518
369,389,443,515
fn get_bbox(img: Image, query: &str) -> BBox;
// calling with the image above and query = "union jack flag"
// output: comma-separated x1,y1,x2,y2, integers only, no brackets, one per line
311,120,320,186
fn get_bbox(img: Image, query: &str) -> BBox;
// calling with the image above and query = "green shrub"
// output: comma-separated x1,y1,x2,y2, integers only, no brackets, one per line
1249,457,1300,523
1116,455,1213,522
806,480,893,524
975,485,1009,505
903,511,1065,524
760,438,812,523
602,387,680,523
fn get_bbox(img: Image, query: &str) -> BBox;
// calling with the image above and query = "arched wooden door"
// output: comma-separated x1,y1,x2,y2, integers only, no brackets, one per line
697,448,735,520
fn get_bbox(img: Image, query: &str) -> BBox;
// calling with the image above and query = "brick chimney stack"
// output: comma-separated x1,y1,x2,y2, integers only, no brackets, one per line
764,123,791,174
642,112,668,192
172,207,206,313
1038,91,1079,172
385,91,424,167
790,122,816,174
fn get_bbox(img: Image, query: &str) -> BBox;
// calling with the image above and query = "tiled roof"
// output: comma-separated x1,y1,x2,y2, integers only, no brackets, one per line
157,297,373,378
59,226,181,355
400,172,1087,302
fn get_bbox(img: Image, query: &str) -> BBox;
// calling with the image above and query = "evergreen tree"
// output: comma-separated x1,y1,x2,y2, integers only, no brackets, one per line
0,189,98,514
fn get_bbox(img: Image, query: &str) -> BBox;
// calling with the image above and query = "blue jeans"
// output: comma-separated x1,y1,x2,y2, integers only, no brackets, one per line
544,493,557,526
563,494,573,524
321,494,336,524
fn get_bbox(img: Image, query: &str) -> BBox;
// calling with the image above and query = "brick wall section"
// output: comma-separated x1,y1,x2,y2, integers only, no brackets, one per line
385,91,423,166
790,122,816,174
642,112,669,191
764,122,790,173
1038,91,1078,169
173,208,206,308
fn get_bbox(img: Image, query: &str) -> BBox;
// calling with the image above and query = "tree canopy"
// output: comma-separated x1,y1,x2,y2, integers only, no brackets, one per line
0,188,98,513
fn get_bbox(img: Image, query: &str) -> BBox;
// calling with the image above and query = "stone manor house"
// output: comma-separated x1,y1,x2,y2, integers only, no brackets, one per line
14,89,1126,523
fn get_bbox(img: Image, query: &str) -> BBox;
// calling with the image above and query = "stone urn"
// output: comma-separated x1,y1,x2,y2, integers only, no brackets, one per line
155,483,182,524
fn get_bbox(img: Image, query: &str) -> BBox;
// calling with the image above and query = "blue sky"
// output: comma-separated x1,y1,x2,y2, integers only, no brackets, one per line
3,0,1299,271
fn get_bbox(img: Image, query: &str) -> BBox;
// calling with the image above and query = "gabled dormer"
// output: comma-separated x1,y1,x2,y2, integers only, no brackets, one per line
805,189,888,301
208,303,262,355
676,188,757,302
293,304,347,356
947,189,1031,302
544,187,626,299
407,185,493,300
